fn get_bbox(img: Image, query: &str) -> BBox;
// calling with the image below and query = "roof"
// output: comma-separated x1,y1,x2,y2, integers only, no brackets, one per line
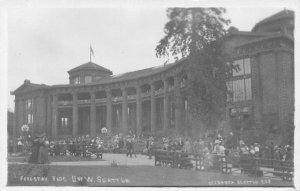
236,33,293,48
53,58,187,88
11,80,48,94
68,62,112,74
252,9,294,32
226,30,275,37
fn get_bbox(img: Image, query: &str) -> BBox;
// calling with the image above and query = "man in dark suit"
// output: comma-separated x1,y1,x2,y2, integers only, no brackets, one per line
126,139,133,158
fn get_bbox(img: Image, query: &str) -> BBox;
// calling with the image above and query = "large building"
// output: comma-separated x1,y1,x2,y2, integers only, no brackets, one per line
11,10,294,144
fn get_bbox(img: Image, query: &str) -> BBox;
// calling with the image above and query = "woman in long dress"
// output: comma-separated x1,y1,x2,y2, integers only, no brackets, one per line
38,135,50,164
28,137,40,164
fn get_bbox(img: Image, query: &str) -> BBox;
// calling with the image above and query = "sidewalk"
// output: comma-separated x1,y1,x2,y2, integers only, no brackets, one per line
8,153,155,166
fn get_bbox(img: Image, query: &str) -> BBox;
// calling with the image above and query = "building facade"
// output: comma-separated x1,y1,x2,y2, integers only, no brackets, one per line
11,10,294,144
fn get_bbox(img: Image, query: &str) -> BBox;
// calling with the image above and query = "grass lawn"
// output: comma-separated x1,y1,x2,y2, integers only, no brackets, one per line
7,164,294,187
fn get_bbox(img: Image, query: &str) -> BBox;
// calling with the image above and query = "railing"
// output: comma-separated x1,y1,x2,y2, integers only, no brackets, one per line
142,92,151,98
112,96,122,102
154,88,164,96
77,100,91,104
128,95,136,100
58,101,72,106
95,98,106,103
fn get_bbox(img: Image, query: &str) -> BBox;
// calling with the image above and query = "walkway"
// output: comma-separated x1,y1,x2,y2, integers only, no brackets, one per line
9,153,155,166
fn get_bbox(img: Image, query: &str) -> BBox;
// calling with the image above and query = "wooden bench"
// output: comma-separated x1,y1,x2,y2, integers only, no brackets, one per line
255,158,293,181
154,149,174,167
221,156,294,181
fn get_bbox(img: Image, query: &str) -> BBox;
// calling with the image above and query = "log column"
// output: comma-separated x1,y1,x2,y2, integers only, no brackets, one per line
46,96,52,137
106,89,113,133
163,79,170,133
174,76,182,134
122,87,128,134
136,85,142,136
150,83,156,134
52,94,58,139
90,91,96,135
72,92,78,136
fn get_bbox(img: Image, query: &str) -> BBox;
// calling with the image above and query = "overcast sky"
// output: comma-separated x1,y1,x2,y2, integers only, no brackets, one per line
6,2,296,111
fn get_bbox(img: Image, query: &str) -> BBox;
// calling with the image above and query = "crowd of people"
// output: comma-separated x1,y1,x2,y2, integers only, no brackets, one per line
8,129,294,164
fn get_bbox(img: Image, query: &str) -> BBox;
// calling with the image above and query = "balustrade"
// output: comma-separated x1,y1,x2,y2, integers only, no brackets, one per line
58,100,73,105
142,91,151,98
95,98,106,103
77,99,91,104
154,88,164,96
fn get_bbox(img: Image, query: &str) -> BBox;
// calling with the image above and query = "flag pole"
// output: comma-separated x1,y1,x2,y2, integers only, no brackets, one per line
90,46,91,62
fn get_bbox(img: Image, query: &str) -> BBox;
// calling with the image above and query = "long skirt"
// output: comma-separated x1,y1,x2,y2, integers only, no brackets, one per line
28,144,40,164
38,146,50,164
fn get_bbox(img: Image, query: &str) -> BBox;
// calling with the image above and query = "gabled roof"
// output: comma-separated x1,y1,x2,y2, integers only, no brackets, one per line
252,9,294,32
68,62,112,74
11,80,48,95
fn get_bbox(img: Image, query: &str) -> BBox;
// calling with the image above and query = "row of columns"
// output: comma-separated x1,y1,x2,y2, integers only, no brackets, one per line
51,77,183,139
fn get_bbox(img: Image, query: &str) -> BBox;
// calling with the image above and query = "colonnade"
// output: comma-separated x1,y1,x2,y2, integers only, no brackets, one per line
50,76,186,139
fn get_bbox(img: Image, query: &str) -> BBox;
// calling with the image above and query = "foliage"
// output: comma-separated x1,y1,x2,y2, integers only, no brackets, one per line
156,8,234,130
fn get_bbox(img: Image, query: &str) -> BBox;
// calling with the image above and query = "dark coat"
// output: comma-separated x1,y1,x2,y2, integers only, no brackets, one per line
28,140,40,164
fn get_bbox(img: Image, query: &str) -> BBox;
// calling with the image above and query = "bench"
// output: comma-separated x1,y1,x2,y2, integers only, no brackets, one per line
154,149,174,167
221,156,294,181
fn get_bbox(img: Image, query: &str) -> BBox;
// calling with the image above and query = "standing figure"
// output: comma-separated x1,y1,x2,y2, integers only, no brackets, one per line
28,136,41,164
126,139,133,157
38,133,50,164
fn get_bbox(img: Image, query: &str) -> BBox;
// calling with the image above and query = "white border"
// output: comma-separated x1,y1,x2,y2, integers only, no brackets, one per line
0,0,299,191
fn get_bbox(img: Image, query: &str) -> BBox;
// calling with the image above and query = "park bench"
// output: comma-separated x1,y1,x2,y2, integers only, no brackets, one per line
254,158,293,181
154,150,203,170
154,149,174,167
220,156,294,181
173,152,194,169
86,144,103,159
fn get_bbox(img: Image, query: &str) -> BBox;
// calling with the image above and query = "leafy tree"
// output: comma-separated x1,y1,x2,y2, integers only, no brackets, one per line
156,8,234,132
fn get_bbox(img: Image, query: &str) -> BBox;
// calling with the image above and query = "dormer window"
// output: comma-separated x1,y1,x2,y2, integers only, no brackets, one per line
74,77,80,84
85,76,92,83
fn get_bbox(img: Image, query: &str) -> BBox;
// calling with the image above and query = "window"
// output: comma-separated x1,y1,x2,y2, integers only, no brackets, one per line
229,78,252,102
85,76,92,83
232,79,245,102
26,99,33,109
233,58,251,76
244,58,251,74
26,99,34,124
28,114,33,124
61,117,68,127
245,78,252,100
228,57,252,102
233,59,244,76
74,77,80,84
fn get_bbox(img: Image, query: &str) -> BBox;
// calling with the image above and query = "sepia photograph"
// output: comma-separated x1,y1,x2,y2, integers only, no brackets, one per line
1,0,298,189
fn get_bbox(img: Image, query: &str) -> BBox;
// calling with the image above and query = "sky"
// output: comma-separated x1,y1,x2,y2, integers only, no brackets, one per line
5,2,297,111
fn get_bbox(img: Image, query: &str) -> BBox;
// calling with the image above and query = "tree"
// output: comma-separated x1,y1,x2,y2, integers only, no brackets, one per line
156,8,234,132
